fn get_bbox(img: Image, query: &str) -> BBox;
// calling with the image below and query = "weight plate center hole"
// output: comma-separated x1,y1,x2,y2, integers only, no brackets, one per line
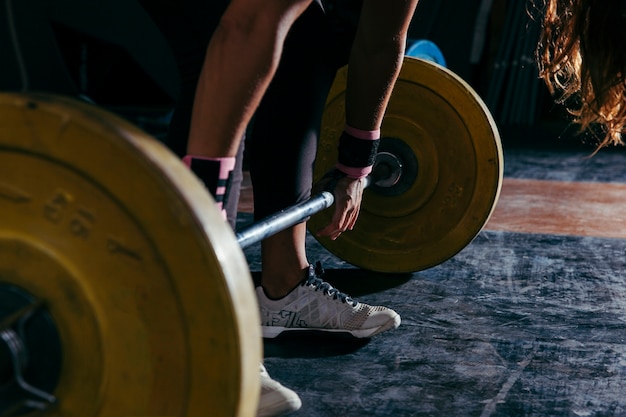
370,137,418,197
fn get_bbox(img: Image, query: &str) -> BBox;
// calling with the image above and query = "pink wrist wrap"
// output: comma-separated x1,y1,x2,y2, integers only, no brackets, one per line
183,155,236,218
336,125,381,179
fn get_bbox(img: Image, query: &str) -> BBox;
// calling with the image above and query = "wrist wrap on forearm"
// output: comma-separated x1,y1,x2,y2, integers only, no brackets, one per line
336,125,380,179
183,155,235,218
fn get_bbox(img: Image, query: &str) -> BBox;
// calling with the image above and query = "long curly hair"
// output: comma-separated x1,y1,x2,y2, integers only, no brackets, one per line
535,0,626,148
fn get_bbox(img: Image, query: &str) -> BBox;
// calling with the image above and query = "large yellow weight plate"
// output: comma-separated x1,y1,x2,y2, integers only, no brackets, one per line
310,57,503,273
0,93,260,416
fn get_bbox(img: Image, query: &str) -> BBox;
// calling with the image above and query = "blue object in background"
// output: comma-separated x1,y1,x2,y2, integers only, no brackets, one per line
406,39,447,67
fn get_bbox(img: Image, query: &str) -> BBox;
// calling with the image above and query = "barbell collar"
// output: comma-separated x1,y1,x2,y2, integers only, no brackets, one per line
1,299,58,414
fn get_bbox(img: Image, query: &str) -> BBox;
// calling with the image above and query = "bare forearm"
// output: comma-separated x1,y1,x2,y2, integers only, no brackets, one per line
345,0,419,130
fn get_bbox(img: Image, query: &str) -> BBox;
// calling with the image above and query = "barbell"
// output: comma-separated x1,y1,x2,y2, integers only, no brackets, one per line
0,57,502,416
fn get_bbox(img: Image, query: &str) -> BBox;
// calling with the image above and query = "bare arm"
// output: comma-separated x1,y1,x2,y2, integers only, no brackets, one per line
345,0,419,130
317,0,419,240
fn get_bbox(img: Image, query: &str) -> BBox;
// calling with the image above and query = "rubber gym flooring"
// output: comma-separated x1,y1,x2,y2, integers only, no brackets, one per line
236,125,626,417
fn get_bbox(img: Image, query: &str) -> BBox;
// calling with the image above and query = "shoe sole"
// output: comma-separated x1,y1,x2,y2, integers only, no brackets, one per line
257,396,302,417
262,313,401,339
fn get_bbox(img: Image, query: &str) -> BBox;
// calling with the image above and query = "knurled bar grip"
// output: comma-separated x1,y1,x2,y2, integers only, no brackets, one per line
236,192,334,249
235,176,374,249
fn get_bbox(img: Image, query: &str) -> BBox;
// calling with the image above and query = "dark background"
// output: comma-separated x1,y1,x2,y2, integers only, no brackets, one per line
0,0,568,145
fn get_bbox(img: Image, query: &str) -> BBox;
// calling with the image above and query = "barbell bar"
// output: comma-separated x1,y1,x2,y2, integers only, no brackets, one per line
236,191,334,250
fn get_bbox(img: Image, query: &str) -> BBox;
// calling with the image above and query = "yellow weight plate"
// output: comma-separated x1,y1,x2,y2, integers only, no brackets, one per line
0,93,261,416
310,57,503,273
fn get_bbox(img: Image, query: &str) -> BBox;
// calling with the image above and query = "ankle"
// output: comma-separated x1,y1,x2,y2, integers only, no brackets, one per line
261,266,309,299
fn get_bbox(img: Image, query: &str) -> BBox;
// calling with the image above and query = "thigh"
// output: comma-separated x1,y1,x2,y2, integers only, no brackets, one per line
247,3,350,219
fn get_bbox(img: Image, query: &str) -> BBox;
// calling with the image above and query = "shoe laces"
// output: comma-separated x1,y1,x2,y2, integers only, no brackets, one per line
303,261,358,307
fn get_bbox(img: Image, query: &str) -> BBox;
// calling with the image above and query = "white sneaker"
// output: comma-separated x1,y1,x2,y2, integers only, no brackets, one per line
257,262,401,339
258,363,302,417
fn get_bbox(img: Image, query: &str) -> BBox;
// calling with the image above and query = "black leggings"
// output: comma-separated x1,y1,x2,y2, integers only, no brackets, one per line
153,0,357,226
248,4,355,221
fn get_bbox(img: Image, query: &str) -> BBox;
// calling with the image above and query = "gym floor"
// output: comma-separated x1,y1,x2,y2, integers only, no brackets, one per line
236,124,626,417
